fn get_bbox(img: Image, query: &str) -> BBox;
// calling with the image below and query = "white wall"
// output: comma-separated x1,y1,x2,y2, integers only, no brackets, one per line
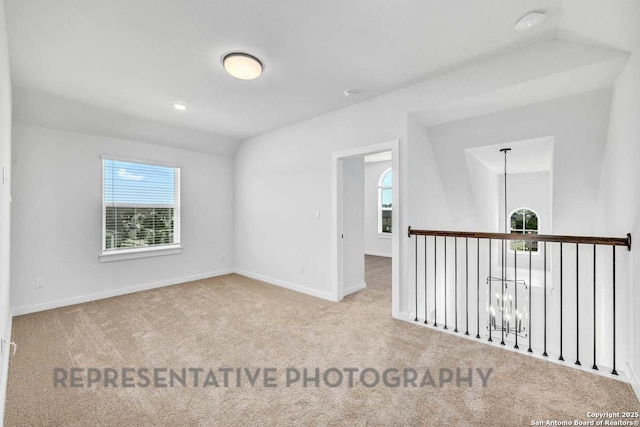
234,40,625,318
465,153,500,233
0,0,11,422
341,157,365,294
426,89,612,235
10,123,235,314
406,117,454,318
364,160,392,257
560,0,640,394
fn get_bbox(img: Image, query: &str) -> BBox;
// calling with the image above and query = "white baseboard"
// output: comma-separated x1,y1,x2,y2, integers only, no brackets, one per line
11,269,234,316
626,362,640,402
344,282,366,296
365,250,392,258
400,314,631,384
234,268,334,301
0,314,13,427
394,311,414,321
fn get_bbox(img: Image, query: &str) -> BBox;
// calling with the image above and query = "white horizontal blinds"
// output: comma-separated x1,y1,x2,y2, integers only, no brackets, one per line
103,159,180,252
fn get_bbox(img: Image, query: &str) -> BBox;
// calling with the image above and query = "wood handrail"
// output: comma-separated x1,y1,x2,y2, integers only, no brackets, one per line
407,226,631,250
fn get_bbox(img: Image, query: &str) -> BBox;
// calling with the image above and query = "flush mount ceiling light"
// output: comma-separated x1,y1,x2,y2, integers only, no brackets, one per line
223,52,263,80
173,103,187,110
514,11,547,31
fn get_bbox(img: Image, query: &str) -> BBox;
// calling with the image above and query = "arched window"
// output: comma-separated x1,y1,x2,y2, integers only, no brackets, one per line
378,168,392,234
510,208,539,252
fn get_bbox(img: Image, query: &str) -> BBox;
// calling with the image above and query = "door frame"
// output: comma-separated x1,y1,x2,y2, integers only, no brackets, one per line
331,140,400,316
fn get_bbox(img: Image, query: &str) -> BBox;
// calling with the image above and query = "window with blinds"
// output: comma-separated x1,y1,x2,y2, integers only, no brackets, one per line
102,158,181,253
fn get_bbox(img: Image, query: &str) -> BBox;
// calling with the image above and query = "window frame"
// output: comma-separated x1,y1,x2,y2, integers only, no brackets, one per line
377,167,392,235
100,155,182,262
508,207,539,254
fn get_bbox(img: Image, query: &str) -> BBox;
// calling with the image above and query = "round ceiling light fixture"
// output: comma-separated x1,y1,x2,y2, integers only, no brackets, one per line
514,11,547,31
223,52,263,80
173,103,187,111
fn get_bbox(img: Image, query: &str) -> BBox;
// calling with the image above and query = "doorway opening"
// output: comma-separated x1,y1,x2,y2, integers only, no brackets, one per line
331,140,400,317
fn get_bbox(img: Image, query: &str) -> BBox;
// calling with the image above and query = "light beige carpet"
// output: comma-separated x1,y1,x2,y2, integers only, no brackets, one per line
5,256,639,426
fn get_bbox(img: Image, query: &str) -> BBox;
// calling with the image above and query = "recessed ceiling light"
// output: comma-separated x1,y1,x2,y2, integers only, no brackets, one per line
223,52,263,80
514,11,547,31
173,103,187,110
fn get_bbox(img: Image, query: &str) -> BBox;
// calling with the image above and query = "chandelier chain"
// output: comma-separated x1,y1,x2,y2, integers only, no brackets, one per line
504,150,508,176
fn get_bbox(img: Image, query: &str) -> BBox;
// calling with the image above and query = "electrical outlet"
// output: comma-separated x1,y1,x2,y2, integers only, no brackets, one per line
299,266,304,274
219,253,225,261
35,278,44,289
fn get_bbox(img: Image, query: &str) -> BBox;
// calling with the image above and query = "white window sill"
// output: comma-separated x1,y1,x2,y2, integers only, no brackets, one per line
377,233,392,239
99,245,182,263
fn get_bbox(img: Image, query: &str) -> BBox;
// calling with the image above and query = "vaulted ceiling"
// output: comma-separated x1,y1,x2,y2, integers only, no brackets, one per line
5,0,560,140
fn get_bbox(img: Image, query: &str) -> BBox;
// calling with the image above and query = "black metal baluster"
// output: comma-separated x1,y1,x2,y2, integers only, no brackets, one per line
444,237,448,330
592,244,598,370
434,236,438,327
543,241,548,357
414,236,418,322
559,242,564,361
454,238,458,333
528,247,532,353
612,246,618,375
501,238,505,346
514,241,518,349
476,238,480,339
576,243,581,366
465,237,469,336
489,238,492,343
407,228,627,375
424,236,428,324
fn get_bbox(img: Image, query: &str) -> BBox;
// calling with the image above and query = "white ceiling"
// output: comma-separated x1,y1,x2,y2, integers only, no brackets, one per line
5,0,560,140
464,136,554,175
